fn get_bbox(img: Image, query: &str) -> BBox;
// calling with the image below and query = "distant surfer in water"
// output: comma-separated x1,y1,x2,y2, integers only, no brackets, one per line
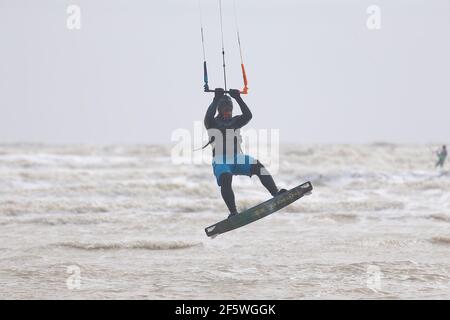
204,88,286,218
435,145,447,168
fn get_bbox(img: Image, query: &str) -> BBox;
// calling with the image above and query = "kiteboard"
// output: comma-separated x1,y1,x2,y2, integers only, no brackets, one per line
205,181,313,238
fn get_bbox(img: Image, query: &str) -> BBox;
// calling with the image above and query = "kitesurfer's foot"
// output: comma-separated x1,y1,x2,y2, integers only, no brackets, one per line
276,189,287,196
228,211,238,219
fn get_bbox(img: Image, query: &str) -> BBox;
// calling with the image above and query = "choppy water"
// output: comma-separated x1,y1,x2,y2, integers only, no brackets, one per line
0,143,449,299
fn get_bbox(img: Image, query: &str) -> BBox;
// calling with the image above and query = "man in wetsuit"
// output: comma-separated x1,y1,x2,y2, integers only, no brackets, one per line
436,145,447,168
204,88,285,218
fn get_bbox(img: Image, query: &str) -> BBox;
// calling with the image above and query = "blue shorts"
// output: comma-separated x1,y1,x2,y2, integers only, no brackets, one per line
212,154,256,186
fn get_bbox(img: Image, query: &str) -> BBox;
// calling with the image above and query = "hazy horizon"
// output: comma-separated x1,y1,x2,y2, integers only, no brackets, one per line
0,141,447,148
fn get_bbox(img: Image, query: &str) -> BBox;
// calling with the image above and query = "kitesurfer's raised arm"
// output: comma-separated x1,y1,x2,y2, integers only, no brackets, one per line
229,89,252,129
204,88,225,129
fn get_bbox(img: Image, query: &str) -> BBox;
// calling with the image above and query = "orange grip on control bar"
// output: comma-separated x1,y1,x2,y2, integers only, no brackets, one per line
240,63,248,94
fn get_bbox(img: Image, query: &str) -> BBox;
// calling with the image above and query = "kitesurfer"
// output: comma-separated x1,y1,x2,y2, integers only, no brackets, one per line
204,88,286,218
436,145,447,168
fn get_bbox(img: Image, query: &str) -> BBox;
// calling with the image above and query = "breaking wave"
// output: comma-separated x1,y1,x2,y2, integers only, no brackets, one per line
426,214,450,223
54,240,202,251
430,237,450,246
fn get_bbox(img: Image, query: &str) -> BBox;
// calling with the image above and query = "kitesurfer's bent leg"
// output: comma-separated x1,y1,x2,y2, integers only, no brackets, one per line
219,173,238,215
251,161,283,197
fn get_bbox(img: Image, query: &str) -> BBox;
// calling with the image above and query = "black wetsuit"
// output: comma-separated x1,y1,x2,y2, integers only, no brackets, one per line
204,94,251,156
204,93,279,214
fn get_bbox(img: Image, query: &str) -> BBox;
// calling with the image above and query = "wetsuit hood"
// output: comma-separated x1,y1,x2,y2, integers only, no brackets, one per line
218,95,233,114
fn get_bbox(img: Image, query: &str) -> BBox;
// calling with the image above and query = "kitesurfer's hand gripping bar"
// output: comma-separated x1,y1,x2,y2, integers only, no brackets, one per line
204,89,238,94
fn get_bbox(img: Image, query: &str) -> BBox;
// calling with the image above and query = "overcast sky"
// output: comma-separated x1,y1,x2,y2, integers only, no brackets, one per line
1,0,449,144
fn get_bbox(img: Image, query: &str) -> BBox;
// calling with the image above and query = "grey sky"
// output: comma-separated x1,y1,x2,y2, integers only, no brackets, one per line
1,0,449,144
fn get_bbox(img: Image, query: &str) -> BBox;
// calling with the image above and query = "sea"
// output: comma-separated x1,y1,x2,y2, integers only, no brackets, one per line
0,143,449,299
